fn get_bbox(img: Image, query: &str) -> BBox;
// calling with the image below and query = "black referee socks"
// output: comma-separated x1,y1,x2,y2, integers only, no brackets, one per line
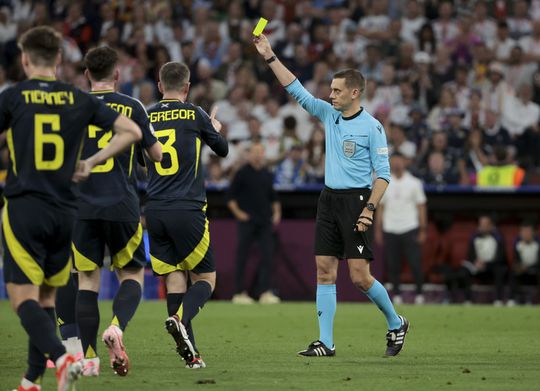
112,279,142,331
17,300,66,366
77,290,99,359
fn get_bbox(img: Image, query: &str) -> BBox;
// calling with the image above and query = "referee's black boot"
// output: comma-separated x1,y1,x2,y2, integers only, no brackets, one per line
385,315,410,357
297,340,336,357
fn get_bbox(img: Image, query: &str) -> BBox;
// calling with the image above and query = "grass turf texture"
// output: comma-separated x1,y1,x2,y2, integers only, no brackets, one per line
1,301,539,390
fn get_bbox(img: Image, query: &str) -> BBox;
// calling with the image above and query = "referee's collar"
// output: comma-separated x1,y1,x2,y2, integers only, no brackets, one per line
341,107,363,121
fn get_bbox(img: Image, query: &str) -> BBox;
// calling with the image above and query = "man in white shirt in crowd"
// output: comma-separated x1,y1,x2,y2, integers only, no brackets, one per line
376,153,427,305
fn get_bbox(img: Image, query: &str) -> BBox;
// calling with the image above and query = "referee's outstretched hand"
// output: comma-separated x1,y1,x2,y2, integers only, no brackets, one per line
253,34,273,59
210,106,222,133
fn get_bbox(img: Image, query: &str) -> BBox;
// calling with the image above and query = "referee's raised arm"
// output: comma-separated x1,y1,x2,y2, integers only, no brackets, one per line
253,34,295,87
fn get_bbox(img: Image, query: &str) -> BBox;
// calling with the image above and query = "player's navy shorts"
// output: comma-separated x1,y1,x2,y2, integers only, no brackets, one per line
145,208,215,275
2,196,75,287
315,186,374,260
72,220,146,271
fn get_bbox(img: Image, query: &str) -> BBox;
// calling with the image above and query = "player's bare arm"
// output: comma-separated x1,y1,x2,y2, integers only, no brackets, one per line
74,115,142,182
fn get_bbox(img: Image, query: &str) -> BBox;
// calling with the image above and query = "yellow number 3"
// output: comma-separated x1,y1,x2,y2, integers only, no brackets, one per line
35,114,64,170
155,129,179,175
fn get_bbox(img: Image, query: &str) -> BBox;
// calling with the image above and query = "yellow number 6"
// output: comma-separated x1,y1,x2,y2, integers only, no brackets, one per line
35,114,64,170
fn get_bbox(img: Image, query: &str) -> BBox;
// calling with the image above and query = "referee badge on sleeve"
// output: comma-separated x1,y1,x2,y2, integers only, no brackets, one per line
343,140,356,157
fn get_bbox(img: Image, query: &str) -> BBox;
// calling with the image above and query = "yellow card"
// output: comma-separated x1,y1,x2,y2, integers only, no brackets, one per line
253,17,268,36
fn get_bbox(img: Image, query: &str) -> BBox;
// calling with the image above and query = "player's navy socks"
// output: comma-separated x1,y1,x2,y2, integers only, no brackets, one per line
179,281,212,325
167,293,198,351
112,279,142,331
24,307,55,382
77,290,99,358
167,293,184,316
364,279,402,330
56,272,79,339
17,300,66,363
316,284,336,348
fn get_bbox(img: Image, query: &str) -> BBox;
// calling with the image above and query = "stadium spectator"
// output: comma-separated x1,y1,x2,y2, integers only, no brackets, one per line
422,151,460,186
519,19,540,63
388,123,416,160
376,153,427,305
472,0,497,44
463,129,490,181
477,145,525,187
508,221,540,305
304,126,325,184
456,215,508,305
489,21,517,62
501,83,540,139
227,143,282,305
433,0,459,45
507,0,532,40
400,0,426,44
505,46,537,91
274,143,307,187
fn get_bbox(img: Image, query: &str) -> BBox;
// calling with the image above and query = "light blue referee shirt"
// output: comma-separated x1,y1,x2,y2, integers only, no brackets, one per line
285,79,391,189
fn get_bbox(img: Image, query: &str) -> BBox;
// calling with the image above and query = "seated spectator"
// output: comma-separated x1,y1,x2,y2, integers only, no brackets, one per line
274,144,306,188
406,104,430,150
501,83,540,139
508,221,540,305
427,85,457,131
505,46,538,91
400,0,426,44
445,108,468,152
463,129,490,182
375,63,401,107
482,109,512,150
482,62,514,115
416,23,437,56
488,21,516,62
416,131,467,183
477,146,525,187
388,123,416,160
507,0,532,40
433,0,459,45
422,151,460,186
362,79,384,115
205,158,229,189
390,81,416,127
458,215,507,305
472,0,497,44
516,123,540,170
305,127,325,184
519,19,540,63
279,116,301,159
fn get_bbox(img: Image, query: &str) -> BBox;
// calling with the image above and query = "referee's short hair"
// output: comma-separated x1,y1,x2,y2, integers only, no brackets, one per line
159,62,190,92
18,26,62,66
333,69,366,95
85,46,118,81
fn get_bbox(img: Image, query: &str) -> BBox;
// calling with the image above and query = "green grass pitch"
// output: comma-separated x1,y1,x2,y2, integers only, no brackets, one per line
1,301,539,390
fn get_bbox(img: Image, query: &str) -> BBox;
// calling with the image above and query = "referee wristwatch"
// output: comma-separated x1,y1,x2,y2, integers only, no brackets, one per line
366,203,376,212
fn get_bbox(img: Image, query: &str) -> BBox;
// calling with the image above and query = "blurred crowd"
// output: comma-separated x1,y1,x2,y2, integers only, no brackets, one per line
1,0,540,188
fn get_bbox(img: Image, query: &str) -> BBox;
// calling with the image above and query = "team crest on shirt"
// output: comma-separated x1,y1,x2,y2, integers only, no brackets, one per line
343,140,356,157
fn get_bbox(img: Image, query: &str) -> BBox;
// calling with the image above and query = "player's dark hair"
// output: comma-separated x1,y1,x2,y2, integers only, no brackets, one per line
18,26,62,66
84,46,118,81
159,62,190,92
333,69,366,96
520,220,536,230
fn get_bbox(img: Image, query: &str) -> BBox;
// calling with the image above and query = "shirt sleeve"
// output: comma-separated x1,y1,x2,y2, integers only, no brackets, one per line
86,93,120,130
226,168,243,201
369,121,391,183
196,106,228,157
132,99,158,148
414,178,427,204
0,87,12,132
284,79,334,122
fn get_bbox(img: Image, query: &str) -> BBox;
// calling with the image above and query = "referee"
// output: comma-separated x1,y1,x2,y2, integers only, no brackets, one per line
254,34,409,357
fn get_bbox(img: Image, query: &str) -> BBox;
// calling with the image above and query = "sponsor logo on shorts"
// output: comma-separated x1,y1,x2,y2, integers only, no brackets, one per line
357,245,364,254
